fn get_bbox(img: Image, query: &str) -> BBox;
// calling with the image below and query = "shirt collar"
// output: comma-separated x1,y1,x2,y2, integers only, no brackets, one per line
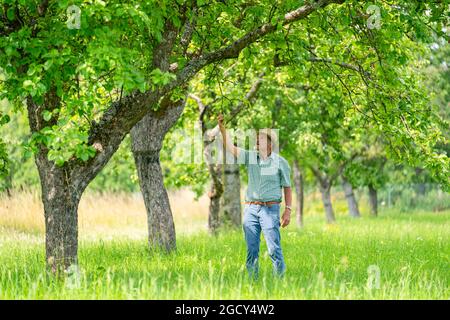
258,151,275,161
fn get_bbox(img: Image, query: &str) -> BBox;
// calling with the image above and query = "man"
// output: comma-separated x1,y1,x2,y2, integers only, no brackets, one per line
217,114,292,279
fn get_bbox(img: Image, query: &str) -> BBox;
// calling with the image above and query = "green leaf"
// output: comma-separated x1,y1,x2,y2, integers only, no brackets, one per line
23,149,34,159
23,80,34,89
6,8,15,21
58,0,69,9
80,152,89,162
43,110,52,121
0,114,10,126
56,86,63,98
44,60,53,71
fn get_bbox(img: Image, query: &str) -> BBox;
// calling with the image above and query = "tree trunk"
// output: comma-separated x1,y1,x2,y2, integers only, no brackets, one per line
319,183,336,223
201,125,225,234
415,183,426,196
131,98,186,252
132,149,176,251
293,160,304,227
4,170,12,198
311,167,336,224
220,163,241,227
414,167,426,196
38,167,79,273
208,165,222,234
27,94,84,273
341,176,361,218
368,183,378,216
205,141,224,234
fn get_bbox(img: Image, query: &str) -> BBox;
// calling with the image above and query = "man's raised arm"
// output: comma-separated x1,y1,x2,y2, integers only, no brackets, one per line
218,114,240,158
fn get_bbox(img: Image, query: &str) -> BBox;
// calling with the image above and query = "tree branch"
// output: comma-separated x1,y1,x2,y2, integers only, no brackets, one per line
170,0,345,92
308,57,371,78
227,72,265,122
78,0,345,189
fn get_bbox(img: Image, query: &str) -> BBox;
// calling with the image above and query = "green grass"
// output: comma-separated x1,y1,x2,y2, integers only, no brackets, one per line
0,210,448,299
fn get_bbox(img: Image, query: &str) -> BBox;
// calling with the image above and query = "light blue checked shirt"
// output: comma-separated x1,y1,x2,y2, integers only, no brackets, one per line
236,148,291,202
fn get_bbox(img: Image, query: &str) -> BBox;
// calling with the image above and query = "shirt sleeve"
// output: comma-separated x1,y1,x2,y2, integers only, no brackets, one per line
236,147,249,165
279,159,291,187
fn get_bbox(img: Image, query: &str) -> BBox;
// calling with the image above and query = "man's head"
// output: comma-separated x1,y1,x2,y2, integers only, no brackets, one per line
256,128,278,155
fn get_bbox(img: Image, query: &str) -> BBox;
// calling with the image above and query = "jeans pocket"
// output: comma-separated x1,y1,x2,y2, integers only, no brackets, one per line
262,206,280,229
268,203,280,213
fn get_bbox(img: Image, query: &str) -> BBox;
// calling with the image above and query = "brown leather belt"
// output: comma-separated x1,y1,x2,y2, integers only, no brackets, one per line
245,201,281,207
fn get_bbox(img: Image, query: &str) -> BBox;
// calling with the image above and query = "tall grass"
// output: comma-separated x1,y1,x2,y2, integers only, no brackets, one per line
0,189,210,237
0,189,448,299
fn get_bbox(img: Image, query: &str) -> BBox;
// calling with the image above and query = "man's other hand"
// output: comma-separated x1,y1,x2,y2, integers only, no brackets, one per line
281,209,291,228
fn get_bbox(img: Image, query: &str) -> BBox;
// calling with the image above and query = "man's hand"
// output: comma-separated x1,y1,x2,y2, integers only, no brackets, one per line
217,113,239,157
218,113,225,131
281,209,291,228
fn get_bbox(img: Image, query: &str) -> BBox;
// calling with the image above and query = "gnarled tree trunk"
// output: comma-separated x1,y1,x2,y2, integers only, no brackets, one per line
203,137,224,234
319,182,336,224
341,176,360,218
37,160,81,273
221,163,241,227
311,167,336,224
207,163,223,234
133,148,176,251
131,98,186,252
293,160,304,227
28,96,86,273
368,183,378,217
414,167,426,196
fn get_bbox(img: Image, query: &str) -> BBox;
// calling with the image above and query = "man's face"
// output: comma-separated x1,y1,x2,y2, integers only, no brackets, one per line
256,133,271,153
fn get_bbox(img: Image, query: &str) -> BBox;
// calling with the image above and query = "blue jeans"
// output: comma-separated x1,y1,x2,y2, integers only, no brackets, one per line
243,203,286,279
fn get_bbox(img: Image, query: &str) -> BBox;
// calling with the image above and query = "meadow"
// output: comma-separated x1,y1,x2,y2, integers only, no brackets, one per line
0,189,448,299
